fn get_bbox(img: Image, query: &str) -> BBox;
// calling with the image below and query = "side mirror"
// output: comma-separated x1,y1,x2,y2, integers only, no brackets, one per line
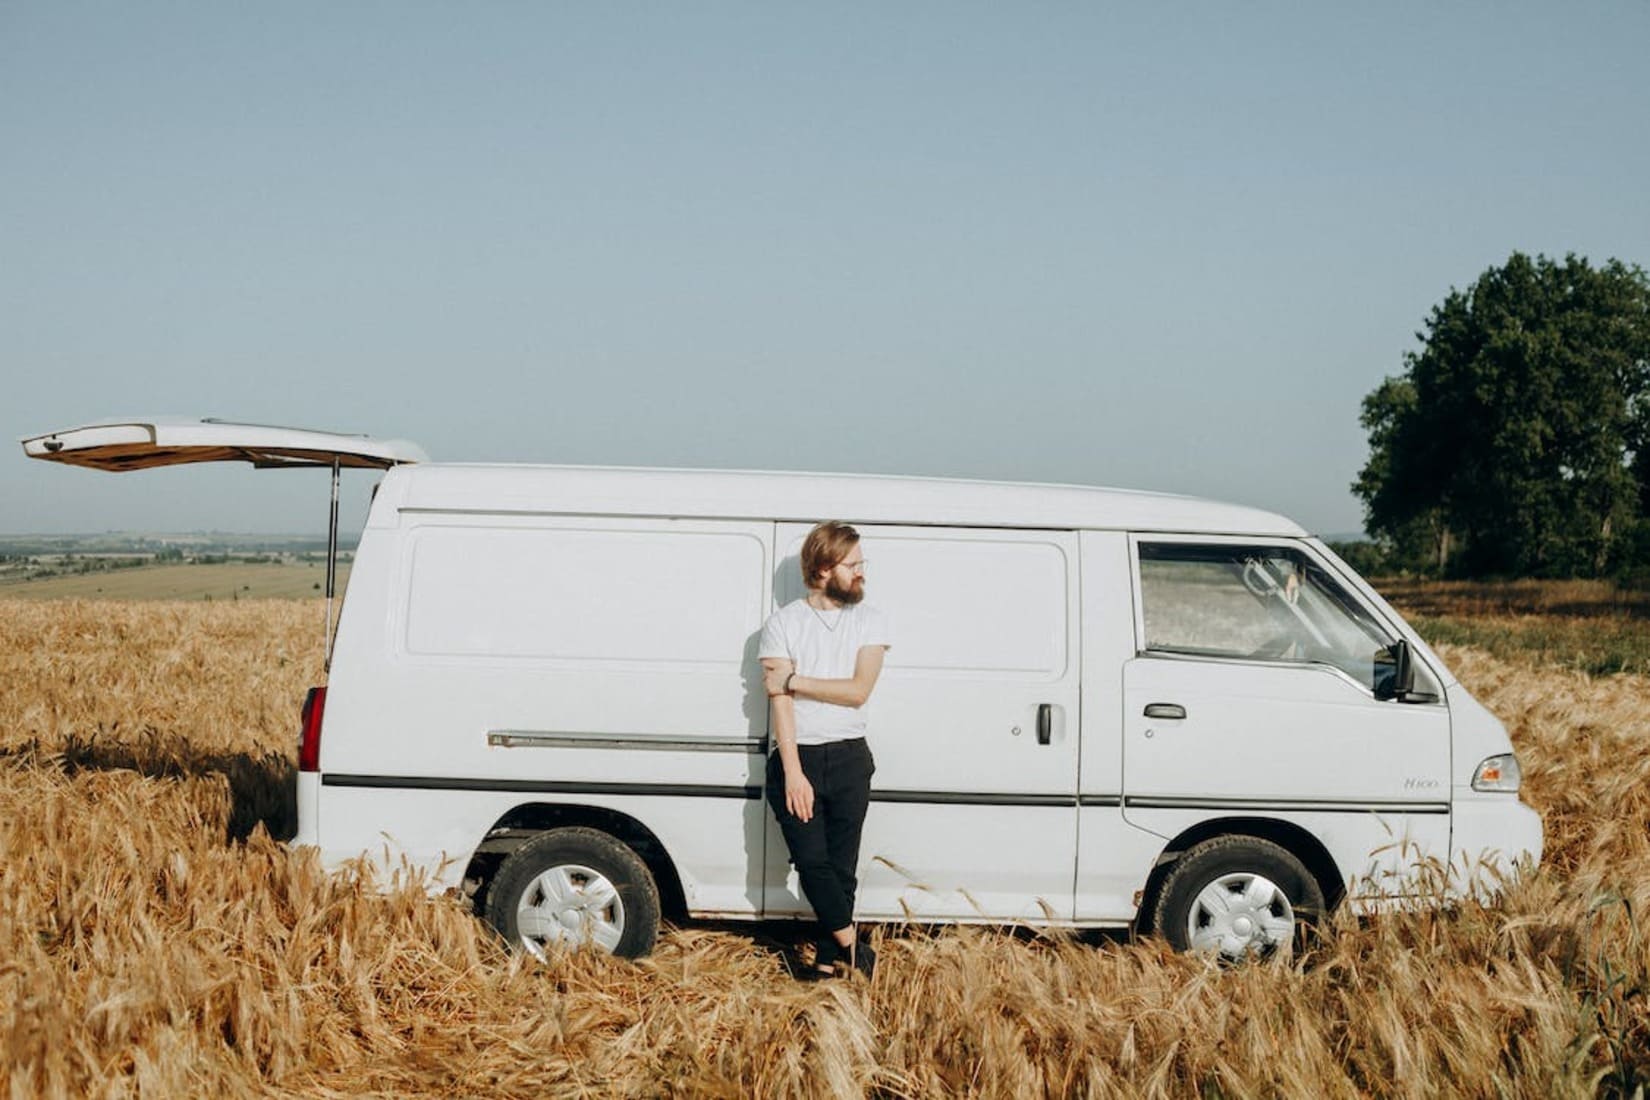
1375,639,1416,701
1392,639,1415,697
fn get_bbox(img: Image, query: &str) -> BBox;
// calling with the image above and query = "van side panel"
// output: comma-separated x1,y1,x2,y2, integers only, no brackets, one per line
314,785,761,910
316,514,774,914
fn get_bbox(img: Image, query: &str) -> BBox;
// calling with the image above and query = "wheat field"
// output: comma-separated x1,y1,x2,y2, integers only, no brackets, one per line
0,598,1646,1097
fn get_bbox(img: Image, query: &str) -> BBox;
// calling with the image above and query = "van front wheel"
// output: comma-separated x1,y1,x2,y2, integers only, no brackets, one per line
1153,835,1324,960
485,826,661,959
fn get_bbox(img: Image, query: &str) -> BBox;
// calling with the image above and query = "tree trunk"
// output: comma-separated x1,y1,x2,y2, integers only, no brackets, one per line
1595,513,1613,575
1434,521,1453,574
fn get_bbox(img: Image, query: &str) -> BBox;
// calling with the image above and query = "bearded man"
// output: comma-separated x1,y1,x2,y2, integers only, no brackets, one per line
759,520,892,979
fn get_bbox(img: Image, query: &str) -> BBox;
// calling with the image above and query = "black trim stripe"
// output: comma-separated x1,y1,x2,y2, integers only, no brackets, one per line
323,774,762,800
319,775,1452,816
323,773,1085,807
1124,795,1451,815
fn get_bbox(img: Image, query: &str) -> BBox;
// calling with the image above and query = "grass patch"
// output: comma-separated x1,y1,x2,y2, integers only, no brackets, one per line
1410,614,1650,676
1375,576,1650,619
1375,579,1650,675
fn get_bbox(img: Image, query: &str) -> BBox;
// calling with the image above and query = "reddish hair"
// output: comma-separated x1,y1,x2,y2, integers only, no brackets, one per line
800,521,860,590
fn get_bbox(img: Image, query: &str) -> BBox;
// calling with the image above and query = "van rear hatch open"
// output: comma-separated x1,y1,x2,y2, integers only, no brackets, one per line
21,417,427,471
21,417,428,667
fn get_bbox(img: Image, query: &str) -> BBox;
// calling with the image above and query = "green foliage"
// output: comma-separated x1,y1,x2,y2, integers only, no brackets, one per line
1354,252,1650,578
1324,539,1387,577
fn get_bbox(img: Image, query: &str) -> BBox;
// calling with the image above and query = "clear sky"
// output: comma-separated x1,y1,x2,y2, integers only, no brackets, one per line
4,3,1647,538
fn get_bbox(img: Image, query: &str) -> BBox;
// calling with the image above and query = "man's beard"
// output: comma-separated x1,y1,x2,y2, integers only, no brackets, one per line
825,575,865,605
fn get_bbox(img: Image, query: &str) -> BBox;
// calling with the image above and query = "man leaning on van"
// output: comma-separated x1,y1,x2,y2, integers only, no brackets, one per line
759,522,892,980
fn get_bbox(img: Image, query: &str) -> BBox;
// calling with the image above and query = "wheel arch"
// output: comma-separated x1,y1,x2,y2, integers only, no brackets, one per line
462,802,688,921
1134,816,1345,934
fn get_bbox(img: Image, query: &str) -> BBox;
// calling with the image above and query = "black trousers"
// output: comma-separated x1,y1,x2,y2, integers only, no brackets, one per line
766,737,875,934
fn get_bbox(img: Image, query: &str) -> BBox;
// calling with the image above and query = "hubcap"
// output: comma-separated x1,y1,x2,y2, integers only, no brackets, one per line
515,863,625,956
1186,871,1295,958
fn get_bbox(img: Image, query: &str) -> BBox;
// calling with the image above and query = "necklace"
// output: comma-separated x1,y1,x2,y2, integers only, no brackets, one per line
809,601,845,632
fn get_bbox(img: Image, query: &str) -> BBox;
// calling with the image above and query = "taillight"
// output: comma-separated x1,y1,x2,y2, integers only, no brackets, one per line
299,686,327,773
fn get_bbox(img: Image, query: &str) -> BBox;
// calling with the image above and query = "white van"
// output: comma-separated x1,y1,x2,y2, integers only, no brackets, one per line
24,419,1543,959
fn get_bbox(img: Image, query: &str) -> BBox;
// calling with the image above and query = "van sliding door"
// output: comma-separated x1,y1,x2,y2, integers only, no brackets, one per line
763,523,1081,922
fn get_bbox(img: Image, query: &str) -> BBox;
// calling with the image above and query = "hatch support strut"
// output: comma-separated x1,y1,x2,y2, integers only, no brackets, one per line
324,457,341,672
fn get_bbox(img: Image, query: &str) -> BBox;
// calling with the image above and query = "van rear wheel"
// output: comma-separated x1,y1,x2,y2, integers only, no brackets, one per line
485,826,661,959
1153,835,1324,960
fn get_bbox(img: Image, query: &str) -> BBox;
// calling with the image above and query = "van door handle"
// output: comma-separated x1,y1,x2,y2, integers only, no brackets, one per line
1144,703,1186,720
1037,703,1052,745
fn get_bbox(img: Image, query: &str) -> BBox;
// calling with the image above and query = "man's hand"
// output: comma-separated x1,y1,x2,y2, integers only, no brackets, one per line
762,659,795,698
785,767,815,822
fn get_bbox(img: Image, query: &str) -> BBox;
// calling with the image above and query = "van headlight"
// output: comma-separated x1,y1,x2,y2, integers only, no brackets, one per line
1472,753,1523,793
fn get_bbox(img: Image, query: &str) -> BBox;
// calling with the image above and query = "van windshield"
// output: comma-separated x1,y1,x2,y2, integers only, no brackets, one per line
1138,542,1397,692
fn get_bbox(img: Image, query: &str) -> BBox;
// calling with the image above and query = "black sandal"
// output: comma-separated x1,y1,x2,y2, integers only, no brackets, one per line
796,935,840,980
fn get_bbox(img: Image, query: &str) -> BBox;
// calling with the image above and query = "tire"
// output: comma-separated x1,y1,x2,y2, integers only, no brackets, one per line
484,826,661,959
1152,835,1325,960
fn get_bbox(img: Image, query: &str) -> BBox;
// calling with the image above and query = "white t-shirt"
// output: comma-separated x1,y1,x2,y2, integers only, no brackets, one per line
757,599,894,745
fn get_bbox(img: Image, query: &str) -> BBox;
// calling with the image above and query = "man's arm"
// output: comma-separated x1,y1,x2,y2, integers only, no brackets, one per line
764,658,814,822
789,645,888,708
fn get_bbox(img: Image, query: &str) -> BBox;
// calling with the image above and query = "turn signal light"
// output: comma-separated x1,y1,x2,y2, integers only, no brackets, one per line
1471,753,1521,793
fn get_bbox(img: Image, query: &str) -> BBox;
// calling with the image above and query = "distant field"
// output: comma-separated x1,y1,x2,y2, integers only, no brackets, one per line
0,561,351,601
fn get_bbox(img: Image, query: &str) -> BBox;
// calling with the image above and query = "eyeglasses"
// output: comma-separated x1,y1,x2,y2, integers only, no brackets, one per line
835,558,867,574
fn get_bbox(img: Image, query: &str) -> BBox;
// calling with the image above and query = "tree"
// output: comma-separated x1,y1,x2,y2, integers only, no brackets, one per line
1354,252,1650,577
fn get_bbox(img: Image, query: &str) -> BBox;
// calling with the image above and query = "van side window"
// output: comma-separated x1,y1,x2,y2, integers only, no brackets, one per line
1137,542,1397,691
